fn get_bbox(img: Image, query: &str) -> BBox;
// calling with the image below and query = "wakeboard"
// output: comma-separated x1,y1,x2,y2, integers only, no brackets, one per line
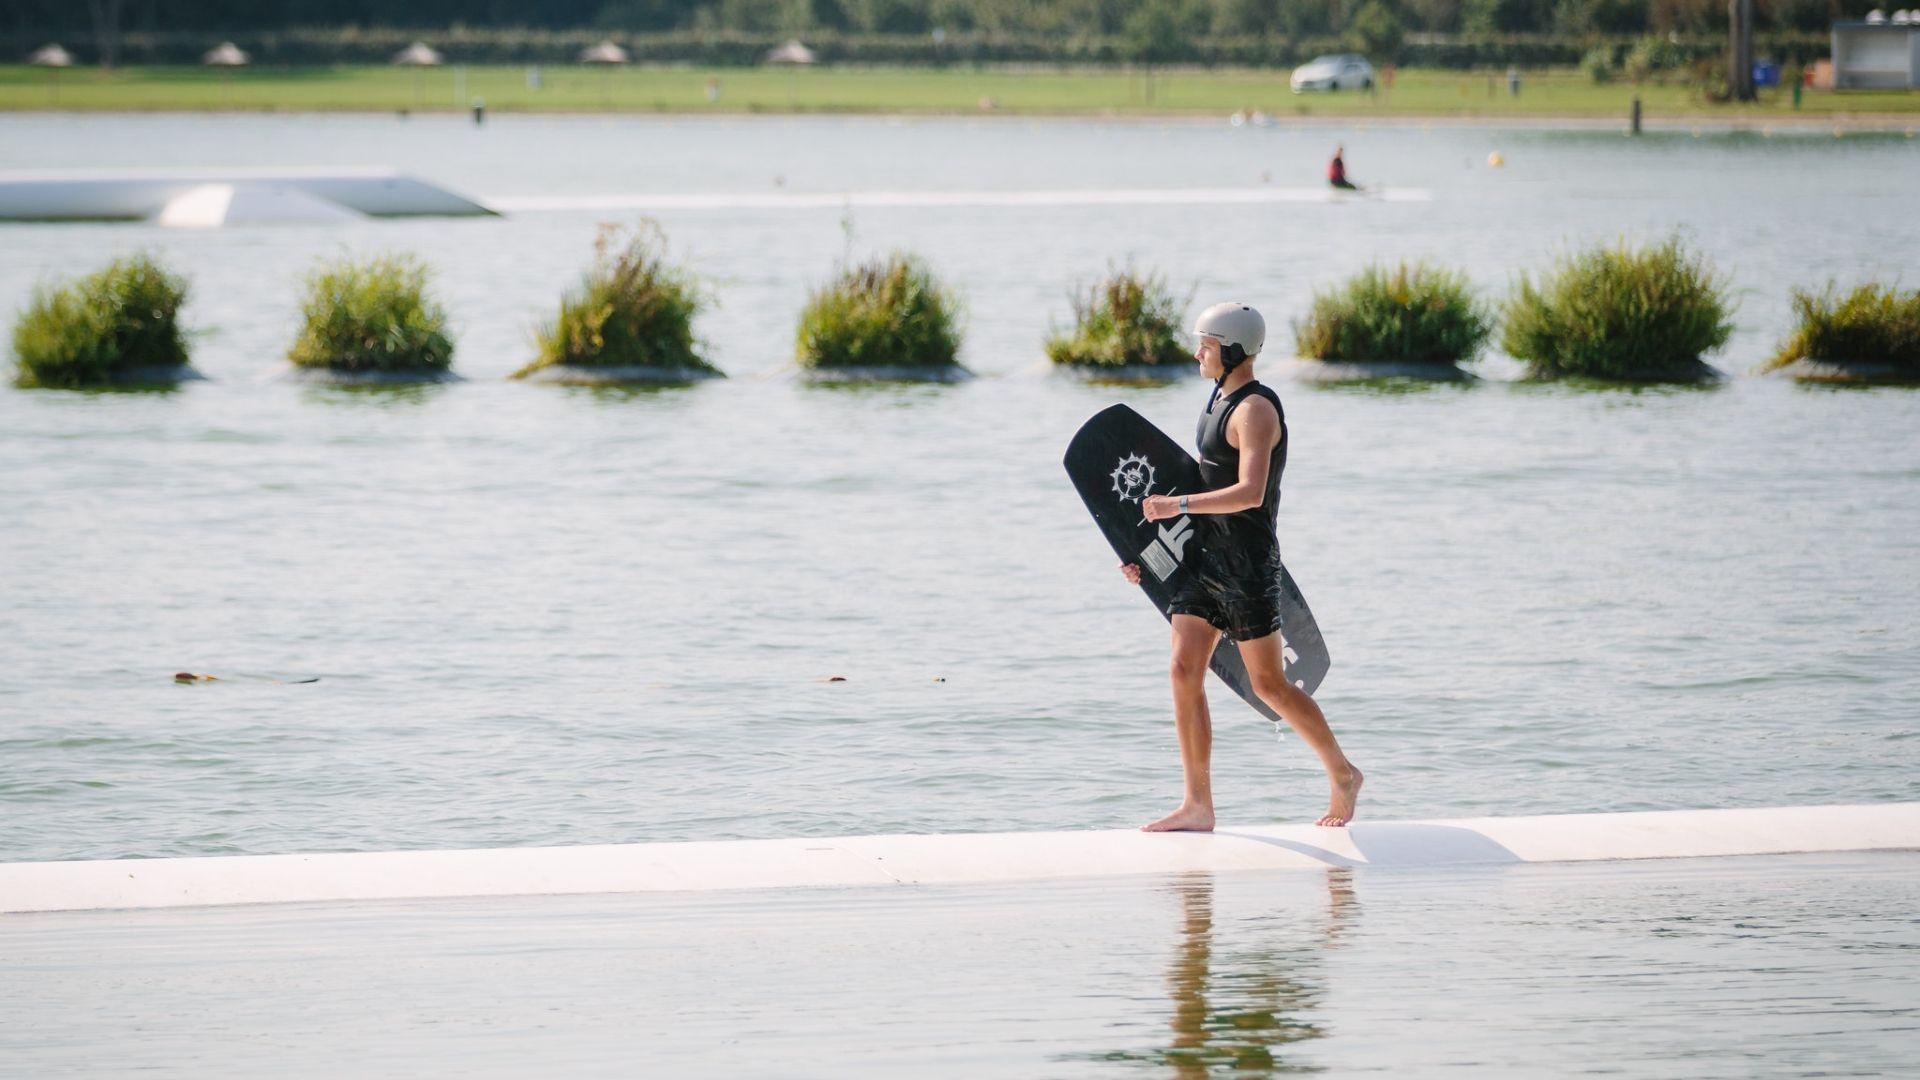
1064,403,1332,719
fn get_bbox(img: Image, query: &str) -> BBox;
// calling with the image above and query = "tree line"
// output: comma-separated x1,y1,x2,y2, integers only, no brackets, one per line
8,0,1869,69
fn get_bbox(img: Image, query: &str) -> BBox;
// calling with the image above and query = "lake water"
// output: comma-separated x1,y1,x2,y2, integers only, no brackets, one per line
3,111,1918,1077
3,115,1920,857
3,114,1916,861
5,852,1917,1077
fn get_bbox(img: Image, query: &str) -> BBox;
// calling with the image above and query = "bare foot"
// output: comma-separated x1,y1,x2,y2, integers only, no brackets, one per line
1142,803,1215,833
1315,765,1364,828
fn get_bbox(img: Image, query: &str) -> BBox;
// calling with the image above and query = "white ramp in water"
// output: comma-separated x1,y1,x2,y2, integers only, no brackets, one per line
488,186,1432,213
4,803,1914,914
0,167,495,223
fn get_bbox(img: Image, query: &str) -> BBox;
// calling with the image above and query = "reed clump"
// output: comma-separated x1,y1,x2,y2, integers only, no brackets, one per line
1763,284,1920,379
1045,268,1191,371
1501,239,1732,380
516,223,715,379
795,254,962,370
11,254,192,389
1294,262,1491,366
287,254,453,375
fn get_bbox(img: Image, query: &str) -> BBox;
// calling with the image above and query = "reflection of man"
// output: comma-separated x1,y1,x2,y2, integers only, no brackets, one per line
1328,145,1358,191
1160,871,1356,1075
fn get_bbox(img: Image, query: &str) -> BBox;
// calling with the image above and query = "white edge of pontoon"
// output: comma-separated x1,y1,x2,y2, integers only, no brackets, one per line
485,186,1432,213
3,803,1915,915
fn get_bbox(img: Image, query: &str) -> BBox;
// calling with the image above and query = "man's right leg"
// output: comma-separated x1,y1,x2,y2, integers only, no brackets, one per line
1143,614,1223,833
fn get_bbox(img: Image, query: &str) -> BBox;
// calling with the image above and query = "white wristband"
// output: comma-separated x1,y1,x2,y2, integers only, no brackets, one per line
1179,495,1189,513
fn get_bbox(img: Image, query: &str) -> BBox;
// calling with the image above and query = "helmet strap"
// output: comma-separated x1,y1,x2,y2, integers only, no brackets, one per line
1214,342,1248,389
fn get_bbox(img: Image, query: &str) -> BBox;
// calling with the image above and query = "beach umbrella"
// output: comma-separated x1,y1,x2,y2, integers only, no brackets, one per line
393,41,443,108
764,39,816,108
202,41,248,106
202,42,250,67
27,43,73,105
27,43,74,67
578,40,628,105
764,39,817,65
393,42,443,66
578,41,629,65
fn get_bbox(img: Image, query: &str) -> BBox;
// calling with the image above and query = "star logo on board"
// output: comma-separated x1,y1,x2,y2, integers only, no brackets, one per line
1110,453,1155,504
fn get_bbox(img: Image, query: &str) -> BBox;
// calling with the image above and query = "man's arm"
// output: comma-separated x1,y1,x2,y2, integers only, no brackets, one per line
1142,398,1278,521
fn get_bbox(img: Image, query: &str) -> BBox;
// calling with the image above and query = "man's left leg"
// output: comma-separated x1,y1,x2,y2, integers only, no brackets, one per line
1238,632,1364,827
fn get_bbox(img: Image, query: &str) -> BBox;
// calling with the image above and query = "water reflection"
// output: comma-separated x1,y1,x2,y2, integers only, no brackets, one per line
297,381,455,407
1097,869,1357,1076
1504,372,1726,395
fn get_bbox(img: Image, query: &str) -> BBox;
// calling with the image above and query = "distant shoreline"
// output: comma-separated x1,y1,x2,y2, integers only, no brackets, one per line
3,63,1915,128
2,106,1915,133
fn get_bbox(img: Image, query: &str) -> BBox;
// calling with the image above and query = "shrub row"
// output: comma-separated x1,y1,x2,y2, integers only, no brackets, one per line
1094,240,1909,384
1290,240,1734,380
14,238,1919,389
8,234,967,387
6,28,1833,70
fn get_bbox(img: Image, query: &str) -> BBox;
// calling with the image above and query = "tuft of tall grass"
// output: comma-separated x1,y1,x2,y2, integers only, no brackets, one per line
287,254,453,374
516,223,714,379
11,254,191,389
1764,283,1920,375
1294,262,1490,366
795,253,962,370
1501,238,1731,380
1045,267,1191,370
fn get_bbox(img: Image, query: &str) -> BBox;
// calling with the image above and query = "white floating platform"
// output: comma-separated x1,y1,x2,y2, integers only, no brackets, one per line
4,804,1914,915
0,167,495,224
488,186,1431,214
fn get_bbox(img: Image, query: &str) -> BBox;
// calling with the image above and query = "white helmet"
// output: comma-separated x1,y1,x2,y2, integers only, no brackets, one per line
1193,301,1265,365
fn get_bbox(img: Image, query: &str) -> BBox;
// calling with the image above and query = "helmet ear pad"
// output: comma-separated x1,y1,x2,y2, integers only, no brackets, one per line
1222,342,1247,370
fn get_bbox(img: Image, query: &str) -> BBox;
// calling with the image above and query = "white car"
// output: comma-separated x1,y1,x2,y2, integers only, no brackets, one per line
1290,54,1376,92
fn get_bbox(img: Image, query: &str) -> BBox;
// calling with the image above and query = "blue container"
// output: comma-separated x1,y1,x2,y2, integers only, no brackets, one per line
1753,61,1781,87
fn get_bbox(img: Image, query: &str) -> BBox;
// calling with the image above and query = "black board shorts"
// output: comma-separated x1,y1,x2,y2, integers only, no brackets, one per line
1167,550,1286,643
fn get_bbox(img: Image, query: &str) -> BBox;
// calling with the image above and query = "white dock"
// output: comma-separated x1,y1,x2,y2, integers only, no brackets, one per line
3,803,1914,914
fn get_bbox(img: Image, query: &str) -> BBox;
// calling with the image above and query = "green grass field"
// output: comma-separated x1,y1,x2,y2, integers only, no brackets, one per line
2,63,1916,120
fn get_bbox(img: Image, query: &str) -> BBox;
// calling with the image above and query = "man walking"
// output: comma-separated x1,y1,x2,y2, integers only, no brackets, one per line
1121,303,1363,831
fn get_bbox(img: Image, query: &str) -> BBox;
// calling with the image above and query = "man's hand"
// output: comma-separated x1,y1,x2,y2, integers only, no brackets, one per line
1118,562,1142,586
1142,494,1178,522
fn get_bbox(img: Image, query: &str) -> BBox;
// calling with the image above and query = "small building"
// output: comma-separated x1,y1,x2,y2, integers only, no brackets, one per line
1831,17,1920,88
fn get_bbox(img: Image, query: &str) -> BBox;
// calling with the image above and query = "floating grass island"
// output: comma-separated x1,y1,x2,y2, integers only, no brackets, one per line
10,254,200,389
795,254,966,382
284,254,457,384
1501,238,1731,383
1045,268,1192,382
1292,262,1489,382
514,224,720,385
1762,284,1920,385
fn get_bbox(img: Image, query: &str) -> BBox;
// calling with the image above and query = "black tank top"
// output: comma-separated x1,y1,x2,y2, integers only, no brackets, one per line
1195,379,1287,571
